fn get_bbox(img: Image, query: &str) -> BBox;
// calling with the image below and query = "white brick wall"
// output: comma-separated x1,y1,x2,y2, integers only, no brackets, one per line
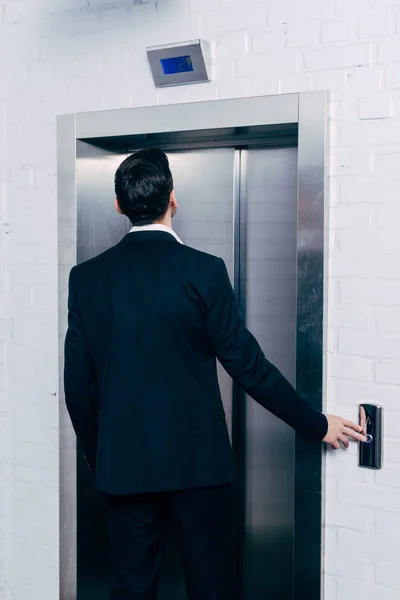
1,0,400,598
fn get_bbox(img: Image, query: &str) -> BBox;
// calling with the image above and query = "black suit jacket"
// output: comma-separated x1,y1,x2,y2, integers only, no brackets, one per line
64,230,328,494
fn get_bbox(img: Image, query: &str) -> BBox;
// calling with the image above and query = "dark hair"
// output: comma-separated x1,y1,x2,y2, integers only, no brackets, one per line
114,148,174,226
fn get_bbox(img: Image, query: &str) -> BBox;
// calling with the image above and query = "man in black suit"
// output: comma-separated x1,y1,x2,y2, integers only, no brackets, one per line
64,149,365,600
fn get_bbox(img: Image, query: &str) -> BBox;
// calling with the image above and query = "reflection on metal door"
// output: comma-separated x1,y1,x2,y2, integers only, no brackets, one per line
243,148,298,600
75,144,299,600
157,148,235,600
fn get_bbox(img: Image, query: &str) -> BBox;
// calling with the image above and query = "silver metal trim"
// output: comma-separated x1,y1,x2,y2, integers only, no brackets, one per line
231,149,245,598
57,91,328,600
294,91,328,600
75,94,299,139
57,113,77,600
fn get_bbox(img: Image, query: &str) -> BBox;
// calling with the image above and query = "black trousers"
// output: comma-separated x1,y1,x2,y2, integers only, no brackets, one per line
105,484,235,600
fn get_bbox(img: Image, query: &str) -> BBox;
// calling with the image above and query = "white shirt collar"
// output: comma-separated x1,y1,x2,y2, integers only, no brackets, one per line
129,223,184,244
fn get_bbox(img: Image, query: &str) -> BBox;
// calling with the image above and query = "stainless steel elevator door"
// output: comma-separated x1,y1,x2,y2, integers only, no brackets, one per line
243,147,298,600
157,148,235,600
74,143,299,600
169,149,235,430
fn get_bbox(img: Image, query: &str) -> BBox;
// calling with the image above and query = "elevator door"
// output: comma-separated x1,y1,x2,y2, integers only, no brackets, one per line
243,147,298,600
75,144,298,600
155,148,236,600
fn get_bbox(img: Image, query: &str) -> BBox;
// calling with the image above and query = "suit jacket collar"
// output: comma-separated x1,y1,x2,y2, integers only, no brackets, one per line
121,231,181,244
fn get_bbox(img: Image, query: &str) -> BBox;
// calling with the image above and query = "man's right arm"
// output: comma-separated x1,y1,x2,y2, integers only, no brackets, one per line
205,258,364,446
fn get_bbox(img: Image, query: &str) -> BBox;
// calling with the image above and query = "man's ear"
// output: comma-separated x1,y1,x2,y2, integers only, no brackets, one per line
170,190,178,212
115,197,124,215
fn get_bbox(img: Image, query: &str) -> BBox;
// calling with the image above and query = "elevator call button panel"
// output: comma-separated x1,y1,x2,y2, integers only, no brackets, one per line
147,40,211,88
359,404,383,470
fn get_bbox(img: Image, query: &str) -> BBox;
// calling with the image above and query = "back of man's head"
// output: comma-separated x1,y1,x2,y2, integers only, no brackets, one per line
114,148,174,226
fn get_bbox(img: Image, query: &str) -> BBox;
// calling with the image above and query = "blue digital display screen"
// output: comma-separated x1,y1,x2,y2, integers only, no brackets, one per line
161,55,194,75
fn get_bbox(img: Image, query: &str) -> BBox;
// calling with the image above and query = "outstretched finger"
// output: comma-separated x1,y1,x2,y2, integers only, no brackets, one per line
343,419,362,432
343,427,366,442
339,435,349,449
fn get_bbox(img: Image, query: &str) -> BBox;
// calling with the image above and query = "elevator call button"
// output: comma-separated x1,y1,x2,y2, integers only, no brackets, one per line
359,404,383,470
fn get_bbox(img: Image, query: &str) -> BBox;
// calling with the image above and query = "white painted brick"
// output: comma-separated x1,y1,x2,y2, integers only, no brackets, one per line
339,482,400,512
286,22,318,47
337,229,400,256
378,38,400,63
268,0,334,25
186,84,218,103
339,330,400,360
252,30,286,53
341,120,400,145
102,92,131,111
336,0,369,16
237,50,299,77
337,579,400,600
358,10,392,37
341,278,400,306
359,96,392,120
304,44,371,71
216,79,251,100
189,0,216,11
385,438,400,462
213,60,236,82
375,151,400,174
330,100,347,119
391,93,400,117
331,153,373,175
130,88,158,108
326,447,371,482
219,0,245,7
338,529,400,563
329,304,370,328
375,463,400,488
330,203,373,228
337,380,400,412
326,498,373,531
322,21,352,44
312,68,348,92
329,353,371,380
158,86,187,104
249,76,280,97
324,575,337,599
375,361,400,385
375,563,400,589
280,73,313,93
347,66,383,93
325,552,368,580
376,510,400,536
324,526,338,554
378,204,400,229
372,0,400,6
384,411,400,437
216,31,247,59
375,306,400,332
386,63,400,88
340,176,400,202
206,5,267,33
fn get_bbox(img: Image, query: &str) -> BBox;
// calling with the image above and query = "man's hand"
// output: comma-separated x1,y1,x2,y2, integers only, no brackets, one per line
323,414,366,449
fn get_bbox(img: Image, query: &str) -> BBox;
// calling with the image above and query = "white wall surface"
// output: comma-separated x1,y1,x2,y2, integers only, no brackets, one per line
1,0,400,598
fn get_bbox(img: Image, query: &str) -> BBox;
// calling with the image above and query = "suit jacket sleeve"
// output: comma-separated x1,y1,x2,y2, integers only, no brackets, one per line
205,258,328,442
64,267,98,469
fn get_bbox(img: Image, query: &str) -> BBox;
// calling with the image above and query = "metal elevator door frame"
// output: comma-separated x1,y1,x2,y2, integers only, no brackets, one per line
57,92,328,600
